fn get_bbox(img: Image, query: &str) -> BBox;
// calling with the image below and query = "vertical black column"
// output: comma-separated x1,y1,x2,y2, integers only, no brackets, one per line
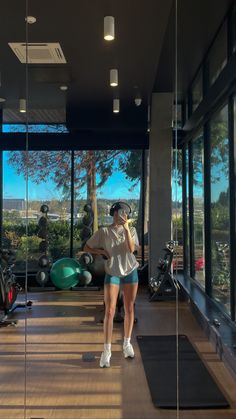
141,149,145,266
229,96,235,320
188,141,195,279
70,150,75,258
204,122,212,296
0,110,3,247
182,146,187,275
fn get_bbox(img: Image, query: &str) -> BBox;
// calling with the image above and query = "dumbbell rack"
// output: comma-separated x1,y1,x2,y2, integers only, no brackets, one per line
32,204,55,292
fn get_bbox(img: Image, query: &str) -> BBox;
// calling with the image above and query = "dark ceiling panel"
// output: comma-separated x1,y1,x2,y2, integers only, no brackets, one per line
0,0,173,129
153,0,233,98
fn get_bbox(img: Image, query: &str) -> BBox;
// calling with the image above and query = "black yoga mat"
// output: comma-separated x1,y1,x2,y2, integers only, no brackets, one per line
137,334,229,409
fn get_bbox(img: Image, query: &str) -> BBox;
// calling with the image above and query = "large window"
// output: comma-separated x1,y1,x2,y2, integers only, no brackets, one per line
210,105,230,313
73,149,142,260
172,149,183,270
3,149,143,271
192,133,205,288
186,147,190,274
3,151,71,271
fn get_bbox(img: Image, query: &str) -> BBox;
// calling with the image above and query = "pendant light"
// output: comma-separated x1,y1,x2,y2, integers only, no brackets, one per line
19,98,26,113
104,16,115,41
110,69,118,86
113,98,119,113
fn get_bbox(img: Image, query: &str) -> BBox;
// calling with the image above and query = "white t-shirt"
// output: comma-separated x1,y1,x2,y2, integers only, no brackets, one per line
86,225,139,277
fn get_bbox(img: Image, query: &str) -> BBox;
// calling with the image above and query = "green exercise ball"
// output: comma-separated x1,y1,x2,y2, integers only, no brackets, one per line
50,258,81,289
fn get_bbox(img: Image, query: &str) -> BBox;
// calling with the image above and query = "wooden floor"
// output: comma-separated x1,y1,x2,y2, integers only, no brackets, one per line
0,287,236,419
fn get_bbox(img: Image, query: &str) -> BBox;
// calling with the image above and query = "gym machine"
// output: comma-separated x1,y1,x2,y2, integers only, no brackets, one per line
149,240,179,301
0,249,32,327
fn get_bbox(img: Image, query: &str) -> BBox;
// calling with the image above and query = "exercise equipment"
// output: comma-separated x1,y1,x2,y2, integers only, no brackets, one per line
81,204,94,248
38,255,51,268
39,240,48,253
73,251,100,291
50,258,82,289
40,204,49,214
78,252,93,266
36,270,49,286
137,335,229,408
88,254,105,278
36,204,52,288
79,270,92,286
38,227,47,239
0,248,32,327
149,240,179,301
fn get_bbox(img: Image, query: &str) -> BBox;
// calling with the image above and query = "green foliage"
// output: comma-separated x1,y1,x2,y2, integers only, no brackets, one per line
211,204,229,230
118,150,141,187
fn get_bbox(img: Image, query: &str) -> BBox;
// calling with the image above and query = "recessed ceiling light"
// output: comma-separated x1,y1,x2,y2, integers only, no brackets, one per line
25,16,37,24
60,85,68,91
104,16,115,41
0,98,6,103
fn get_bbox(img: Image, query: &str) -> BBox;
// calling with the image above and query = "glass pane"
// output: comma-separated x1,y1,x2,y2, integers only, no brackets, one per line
4,150,71,272
210,105,230,313
192,70,203,112
186,146,190,274
0,2,28,417
192,133,205,287
73,150,143,260
208,21,227,85
172,149,183,270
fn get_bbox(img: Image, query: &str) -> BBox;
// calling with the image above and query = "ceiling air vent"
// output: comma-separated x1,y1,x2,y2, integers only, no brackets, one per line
8,42,67,64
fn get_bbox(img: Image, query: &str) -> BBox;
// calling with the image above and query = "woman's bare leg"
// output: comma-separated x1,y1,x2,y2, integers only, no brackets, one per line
123,283,138,339
103,284,120,343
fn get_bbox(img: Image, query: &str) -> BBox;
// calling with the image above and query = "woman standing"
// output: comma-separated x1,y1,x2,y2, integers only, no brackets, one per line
84,201,139,368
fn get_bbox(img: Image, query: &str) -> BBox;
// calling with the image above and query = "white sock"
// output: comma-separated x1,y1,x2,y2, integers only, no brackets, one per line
123,337,131,347
104,343,111,353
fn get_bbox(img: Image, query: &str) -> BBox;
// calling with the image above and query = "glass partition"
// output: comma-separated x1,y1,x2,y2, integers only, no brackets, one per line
73,149,143,260
210,104,230,313
186,146,190,274
23,0,179,418
172,148,183,270
0,2,28,418
192,132,205,288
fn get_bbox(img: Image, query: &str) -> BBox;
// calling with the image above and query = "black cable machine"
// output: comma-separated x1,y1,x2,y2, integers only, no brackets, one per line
149,240,179,301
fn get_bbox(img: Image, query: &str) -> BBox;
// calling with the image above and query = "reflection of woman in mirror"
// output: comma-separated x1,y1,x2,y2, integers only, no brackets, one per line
84,201,139,368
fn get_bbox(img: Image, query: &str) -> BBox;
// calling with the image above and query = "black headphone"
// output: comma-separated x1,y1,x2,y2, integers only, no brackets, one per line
109,201,132,218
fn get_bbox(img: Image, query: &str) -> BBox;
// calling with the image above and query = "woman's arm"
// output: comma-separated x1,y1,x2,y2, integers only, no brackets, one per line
84,243,110,259
123,224,135,253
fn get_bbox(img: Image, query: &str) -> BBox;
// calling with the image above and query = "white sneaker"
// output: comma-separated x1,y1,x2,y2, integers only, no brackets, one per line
123,343,135,359
100,351,111,368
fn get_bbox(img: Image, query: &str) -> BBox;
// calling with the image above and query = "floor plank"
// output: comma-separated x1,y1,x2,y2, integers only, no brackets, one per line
0,287,235,419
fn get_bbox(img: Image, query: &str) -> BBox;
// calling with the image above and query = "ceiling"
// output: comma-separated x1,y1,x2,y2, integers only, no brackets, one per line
0,0,173,129
0,0,234,130
154,0,233,98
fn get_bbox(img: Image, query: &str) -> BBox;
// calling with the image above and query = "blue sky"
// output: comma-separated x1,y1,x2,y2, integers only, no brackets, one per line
4,150,227,202
3,152,140,200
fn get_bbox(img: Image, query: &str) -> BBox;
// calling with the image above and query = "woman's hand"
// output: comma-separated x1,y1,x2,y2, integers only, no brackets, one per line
99,249,110,259
118,214,129,231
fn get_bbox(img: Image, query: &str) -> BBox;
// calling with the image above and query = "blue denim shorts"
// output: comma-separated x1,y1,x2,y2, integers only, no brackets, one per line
104,268,139,286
